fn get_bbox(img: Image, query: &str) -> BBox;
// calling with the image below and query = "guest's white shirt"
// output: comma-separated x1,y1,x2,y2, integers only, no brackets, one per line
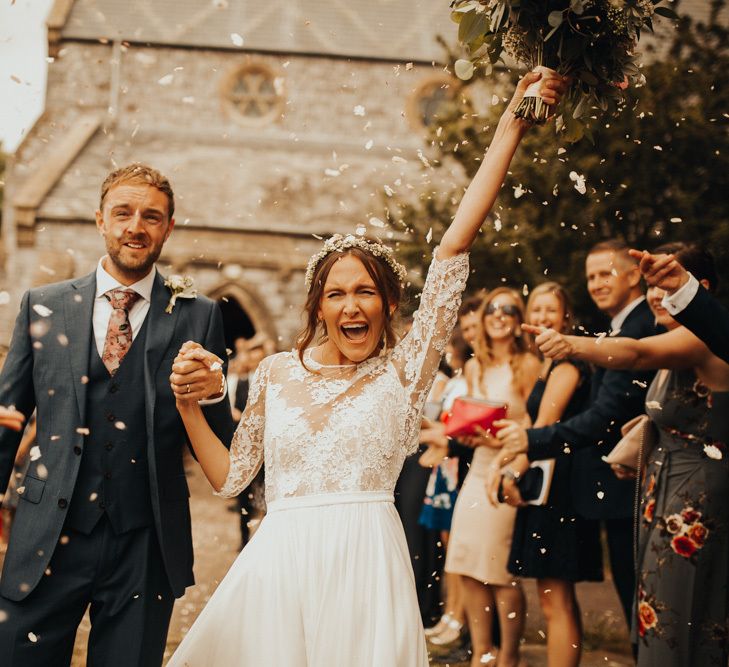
93,257,225,404
662,273,699,316
227,373,240,409
610,295,645,335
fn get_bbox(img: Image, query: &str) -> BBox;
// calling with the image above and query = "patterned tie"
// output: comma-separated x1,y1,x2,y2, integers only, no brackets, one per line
102,289,141,375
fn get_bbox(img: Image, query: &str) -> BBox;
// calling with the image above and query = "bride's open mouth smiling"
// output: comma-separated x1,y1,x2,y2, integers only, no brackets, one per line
340,322,369,342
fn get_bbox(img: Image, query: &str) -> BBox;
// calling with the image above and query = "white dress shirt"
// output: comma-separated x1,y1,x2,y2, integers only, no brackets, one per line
610,295,646,335
93,258,225,404
661,273,699,316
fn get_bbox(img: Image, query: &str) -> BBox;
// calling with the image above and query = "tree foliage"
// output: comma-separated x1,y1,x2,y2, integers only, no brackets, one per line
390,1,729,324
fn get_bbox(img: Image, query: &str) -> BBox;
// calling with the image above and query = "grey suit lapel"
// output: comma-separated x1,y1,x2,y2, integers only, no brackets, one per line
144,271,181,378
143,272,181,432
63,272,96,423
144,272,181,502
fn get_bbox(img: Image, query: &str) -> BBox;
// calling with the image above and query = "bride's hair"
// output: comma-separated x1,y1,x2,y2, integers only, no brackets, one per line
296,244,402,368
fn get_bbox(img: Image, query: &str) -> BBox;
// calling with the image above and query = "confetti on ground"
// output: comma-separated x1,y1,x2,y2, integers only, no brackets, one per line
230,33,244,46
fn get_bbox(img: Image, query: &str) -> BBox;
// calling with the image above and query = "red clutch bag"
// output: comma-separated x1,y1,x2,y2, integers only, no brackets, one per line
444,397,507,438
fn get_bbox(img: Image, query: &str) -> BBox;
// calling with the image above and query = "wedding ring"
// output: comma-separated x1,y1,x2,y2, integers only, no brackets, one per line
186,384,191,394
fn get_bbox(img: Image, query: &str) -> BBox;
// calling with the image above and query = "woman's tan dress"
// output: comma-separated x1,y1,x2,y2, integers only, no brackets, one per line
445,362,528,585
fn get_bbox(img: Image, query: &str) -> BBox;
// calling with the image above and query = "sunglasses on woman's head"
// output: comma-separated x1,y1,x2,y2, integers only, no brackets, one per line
485,303,519,317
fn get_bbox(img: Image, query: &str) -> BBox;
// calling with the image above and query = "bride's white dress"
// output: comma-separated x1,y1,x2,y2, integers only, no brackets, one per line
168,251,469,666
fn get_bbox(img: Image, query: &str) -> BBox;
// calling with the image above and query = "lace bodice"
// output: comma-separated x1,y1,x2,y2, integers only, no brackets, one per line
217,251,470,501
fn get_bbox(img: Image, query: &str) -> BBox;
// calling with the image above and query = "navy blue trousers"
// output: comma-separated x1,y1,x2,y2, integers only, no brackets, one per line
0,515,175,667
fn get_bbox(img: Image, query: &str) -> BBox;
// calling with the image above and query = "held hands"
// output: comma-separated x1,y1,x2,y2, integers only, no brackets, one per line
628,249,690,295
522,324,575,360
170,341,225,405
0,406,26,432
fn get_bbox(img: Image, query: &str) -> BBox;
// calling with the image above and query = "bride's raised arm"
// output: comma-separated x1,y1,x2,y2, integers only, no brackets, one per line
391,72,565,453
438,71,565,260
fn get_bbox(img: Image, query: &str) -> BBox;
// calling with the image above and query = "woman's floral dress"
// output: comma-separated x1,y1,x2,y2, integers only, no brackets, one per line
636,368,729,666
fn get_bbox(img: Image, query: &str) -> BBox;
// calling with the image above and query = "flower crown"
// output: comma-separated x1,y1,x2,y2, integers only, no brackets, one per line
304,234,408,292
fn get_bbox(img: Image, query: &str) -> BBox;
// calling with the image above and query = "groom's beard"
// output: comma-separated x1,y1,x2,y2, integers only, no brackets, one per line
106,235,164,279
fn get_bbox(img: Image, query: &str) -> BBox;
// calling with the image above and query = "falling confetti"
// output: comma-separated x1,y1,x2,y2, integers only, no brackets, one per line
230,33,244,46
29,446,41,461
569,171,587,195
353,105,366,116
32,304,53,317
158,74,174,86
704,444,723,460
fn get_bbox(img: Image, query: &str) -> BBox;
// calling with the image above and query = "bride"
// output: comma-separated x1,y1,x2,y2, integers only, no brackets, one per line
167,71,565,666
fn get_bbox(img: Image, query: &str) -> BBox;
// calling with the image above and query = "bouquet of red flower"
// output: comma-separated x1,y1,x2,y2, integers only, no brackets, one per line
451,0,677,141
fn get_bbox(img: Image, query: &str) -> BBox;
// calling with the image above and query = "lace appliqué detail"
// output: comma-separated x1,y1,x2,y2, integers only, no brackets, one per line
215,250,469,501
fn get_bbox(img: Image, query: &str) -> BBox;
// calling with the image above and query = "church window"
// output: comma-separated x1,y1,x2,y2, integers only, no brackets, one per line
406,74,462,130
222,63,284,125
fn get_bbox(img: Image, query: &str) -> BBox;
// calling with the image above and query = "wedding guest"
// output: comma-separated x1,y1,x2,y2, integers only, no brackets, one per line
418,330,472,648
529,243,729,667
498,239,657,625
489,282,601,667
458,295,485,348
446,287,540,667
631,248,729,364
227,341,250,423
0,416,36,550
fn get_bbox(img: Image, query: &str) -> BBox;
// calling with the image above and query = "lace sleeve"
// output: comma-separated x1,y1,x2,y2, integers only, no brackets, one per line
214,357,270,498
392,249,469,453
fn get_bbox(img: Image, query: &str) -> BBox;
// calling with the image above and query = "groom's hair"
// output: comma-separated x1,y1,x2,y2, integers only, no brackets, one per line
99,163,175,219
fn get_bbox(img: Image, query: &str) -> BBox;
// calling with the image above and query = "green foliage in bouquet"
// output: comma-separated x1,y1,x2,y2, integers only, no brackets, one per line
451,0,678,141
387,3,728,324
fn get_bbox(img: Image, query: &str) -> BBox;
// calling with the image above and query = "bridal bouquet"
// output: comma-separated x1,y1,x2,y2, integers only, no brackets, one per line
451,0,678,141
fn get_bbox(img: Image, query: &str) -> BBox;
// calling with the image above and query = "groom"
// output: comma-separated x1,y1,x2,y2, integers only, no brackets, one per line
0,164,235,666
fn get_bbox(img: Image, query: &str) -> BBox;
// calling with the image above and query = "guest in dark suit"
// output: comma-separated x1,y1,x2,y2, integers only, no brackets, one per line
631,248,729,365
497,240,657,625
0,164,235,667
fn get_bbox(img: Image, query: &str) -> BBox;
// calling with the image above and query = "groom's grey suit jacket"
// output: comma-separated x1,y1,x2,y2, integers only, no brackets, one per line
0,269,235,601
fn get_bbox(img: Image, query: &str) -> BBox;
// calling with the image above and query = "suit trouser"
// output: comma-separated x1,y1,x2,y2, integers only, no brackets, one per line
604,516,635,626
395,451,444,627
0,515,175,667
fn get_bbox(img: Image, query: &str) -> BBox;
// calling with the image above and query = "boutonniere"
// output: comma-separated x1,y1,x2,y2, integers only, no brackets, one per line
164,274,197,314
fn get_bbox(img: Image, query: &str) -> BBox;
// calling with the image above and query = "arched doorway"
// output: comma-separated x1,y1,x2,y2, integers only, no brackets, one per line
217,295,256,353
207,281,277,354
